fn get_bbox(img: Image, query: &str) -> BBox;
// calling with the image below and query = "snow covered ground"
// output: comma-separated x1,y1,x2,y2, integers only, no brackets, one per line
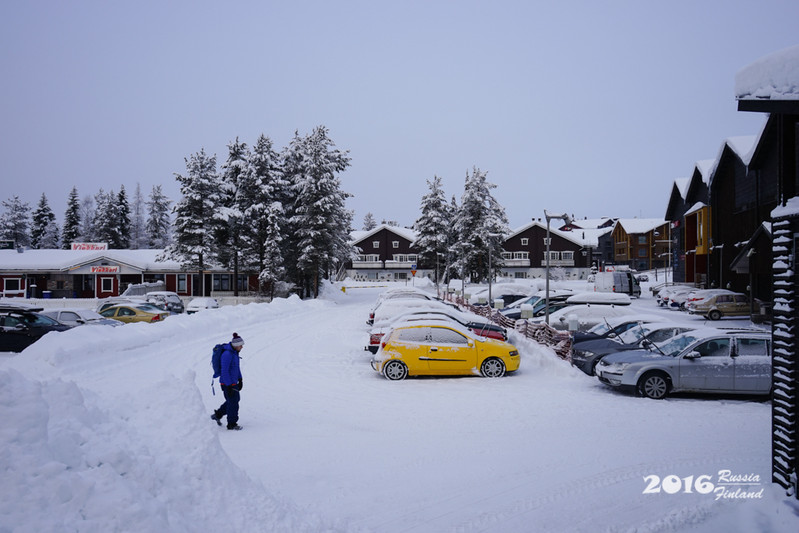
2,279,799,532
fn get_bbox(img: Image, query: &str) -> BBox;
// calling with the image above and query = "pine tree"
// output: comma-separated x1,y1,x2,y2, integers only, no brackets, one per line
146,185,172,248
31,193,58,249
413,176,450,286
129,183,146,249
362,212,377,231
242,134,288,293
115,185,131,248
451,167,509,283
215,138,249,295
286,126,354,297
92,189,120,247
79,195,95,241
161,149,221,296
0,196,31,247
62,187,81,249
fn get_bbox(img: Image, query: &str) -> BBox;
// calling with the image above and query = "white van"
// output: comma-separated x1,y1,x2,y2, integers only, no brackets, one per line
593,271,641,297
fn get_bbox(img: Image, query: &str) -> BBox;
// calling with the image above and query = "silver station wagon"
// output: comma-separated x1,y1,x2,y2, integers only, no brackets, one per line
595,328,771,399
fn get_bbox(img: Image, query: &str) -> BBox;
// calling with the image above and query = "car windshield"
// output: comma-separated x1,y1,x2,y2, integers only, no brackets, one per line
588,322,612,336
136,305,162,313
617,326,651,344
656,333,702,357
20,313,60,327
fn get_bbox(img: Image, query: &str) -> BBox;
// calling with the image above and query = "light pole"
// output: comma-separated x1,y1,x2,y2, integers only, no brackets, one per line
487,232,503,305
543,210,573,325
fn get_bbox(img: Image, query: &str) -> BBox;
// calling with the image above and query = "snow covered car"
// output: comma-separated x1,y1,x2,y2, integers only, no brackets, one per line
571,322,696,375
369,297,460,326
467,282,534,307
41,308,123,327
144,291,185,314
186,297,220,314
570,314,665,343
371,322,520,380
499,289,574,320
0,304,72,352
532,304,637,332
595,328,771,399
687,292,750,320
366,309,507,354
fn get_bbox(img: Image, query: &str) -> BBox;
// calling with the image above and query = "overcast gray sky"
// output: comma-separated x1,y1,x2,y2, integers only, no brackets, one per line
2,0,797,231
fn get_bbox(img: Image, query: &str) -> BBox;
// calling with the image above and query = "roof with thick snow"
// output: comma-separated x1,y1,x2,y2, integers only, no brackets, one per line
507,220,611,248
350,224,417,245
736,44,799,101
613,218,665,235
0,249,193,271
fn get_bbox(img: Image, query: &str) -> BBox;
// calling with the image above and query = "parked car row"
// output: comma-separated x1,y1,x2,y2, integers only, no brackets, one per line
367,288,520,380
655,286,751,320
1,293,221,353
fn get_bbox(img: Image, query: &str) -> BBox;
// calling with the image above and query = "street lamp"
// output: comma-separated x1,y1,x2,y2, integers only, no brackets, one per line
543,210,573,325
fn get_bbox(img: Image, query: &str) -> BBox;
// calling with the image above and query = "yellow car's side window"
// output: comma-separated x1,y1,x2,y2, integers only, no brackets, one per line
430,327,469,345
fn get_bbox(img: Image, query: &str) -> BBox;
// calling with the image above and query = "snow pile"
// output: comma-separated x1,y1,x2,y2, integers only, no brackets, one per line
736,44,799,101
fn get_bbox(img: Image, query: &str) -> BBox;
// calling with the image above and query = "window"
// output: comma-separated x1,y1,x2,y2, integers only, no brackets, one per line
430,327,469,345
736,338,769,357
638,248,647,257
561,251,573,261
514,272,527,279
638,236,647,244
357,254,380,262
177,274,187,292
392,241,399,249
521,238,529,246
397,327,429,343
101,277,114,292
372,241,379,249
543,237,551,246
3,278,20,291
543,251,559,261
695,339,730,358
61,312,81,322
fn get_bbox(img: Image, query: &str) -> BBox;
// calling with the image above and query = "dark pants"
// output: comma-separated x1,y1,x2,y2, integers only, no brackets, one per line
214,385,240,427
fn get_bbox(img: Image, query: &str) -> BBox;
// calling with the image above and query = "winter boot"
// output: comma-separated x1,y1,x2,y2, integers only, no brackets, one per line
227,424,243,431
211,413,222,426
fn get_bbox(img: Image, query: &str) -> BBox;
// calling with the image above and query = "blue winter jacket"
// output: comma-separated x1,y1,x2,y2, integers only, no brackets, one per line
220,343,242,386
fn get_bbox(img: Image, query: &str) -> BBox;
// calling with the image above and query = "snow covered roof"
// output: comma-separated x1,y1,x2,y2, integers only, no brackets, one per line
735,44,799,101
673,178,690,199
706,134,759,186
0,249,206,272
684,202,707,217
350,224,417,245
772,196,799,219
507,220,610,247
695,159,716,182
613,218,665,235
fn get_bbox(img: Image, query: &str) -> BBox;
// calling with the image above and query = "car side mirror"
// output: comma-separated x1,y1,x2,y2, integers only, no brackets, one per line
468,341,474,348
14,324,28,331
684,351,701,360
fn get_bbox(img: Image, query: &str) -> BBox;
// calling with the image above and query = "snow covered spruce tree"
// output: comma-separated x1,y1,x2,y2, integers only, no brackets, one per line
413,176,451,286
92,189,121,247
362,212,377,231
451,167,509,283
0,196,31,247
145,185,172,248
214,138,250,296
161,149,221,296
241,134,288,295
284,126,354,298
129,183,146,249
62,187,81,249
79,195,95,241
115,186,131,249
31,193,59,249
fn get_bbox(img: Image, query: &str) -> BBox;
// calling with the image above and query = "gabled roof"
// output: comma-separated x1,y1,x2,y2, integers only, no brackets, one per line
613,218,666,235
684,202,707,217
506,220,610,248
350,224,417,245
707,135,758,188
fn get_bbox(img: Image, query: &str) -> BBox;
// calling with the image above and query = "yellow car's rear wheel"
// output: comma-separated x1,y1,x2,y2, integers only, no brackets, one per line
480,357,506,378
383,360,408,381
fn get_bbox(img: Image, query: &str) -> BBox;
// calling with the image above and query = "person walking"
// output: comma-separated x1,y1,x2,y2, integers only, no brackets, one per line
211,333,245,430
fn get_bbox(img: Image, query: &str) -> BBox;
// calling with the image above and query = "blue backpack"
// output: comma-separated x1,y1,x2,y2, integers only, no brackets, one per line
211,343,226,379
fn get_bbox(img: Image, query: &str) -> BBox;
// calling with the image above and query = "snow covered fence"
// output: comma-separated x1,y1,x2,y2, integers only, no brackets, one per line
455,297,572,360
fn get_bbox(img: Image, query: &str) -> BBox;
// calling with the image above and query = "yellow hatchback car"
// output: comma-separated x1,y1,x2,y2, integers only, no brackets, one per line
371,322,520,380
99,304,170,324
